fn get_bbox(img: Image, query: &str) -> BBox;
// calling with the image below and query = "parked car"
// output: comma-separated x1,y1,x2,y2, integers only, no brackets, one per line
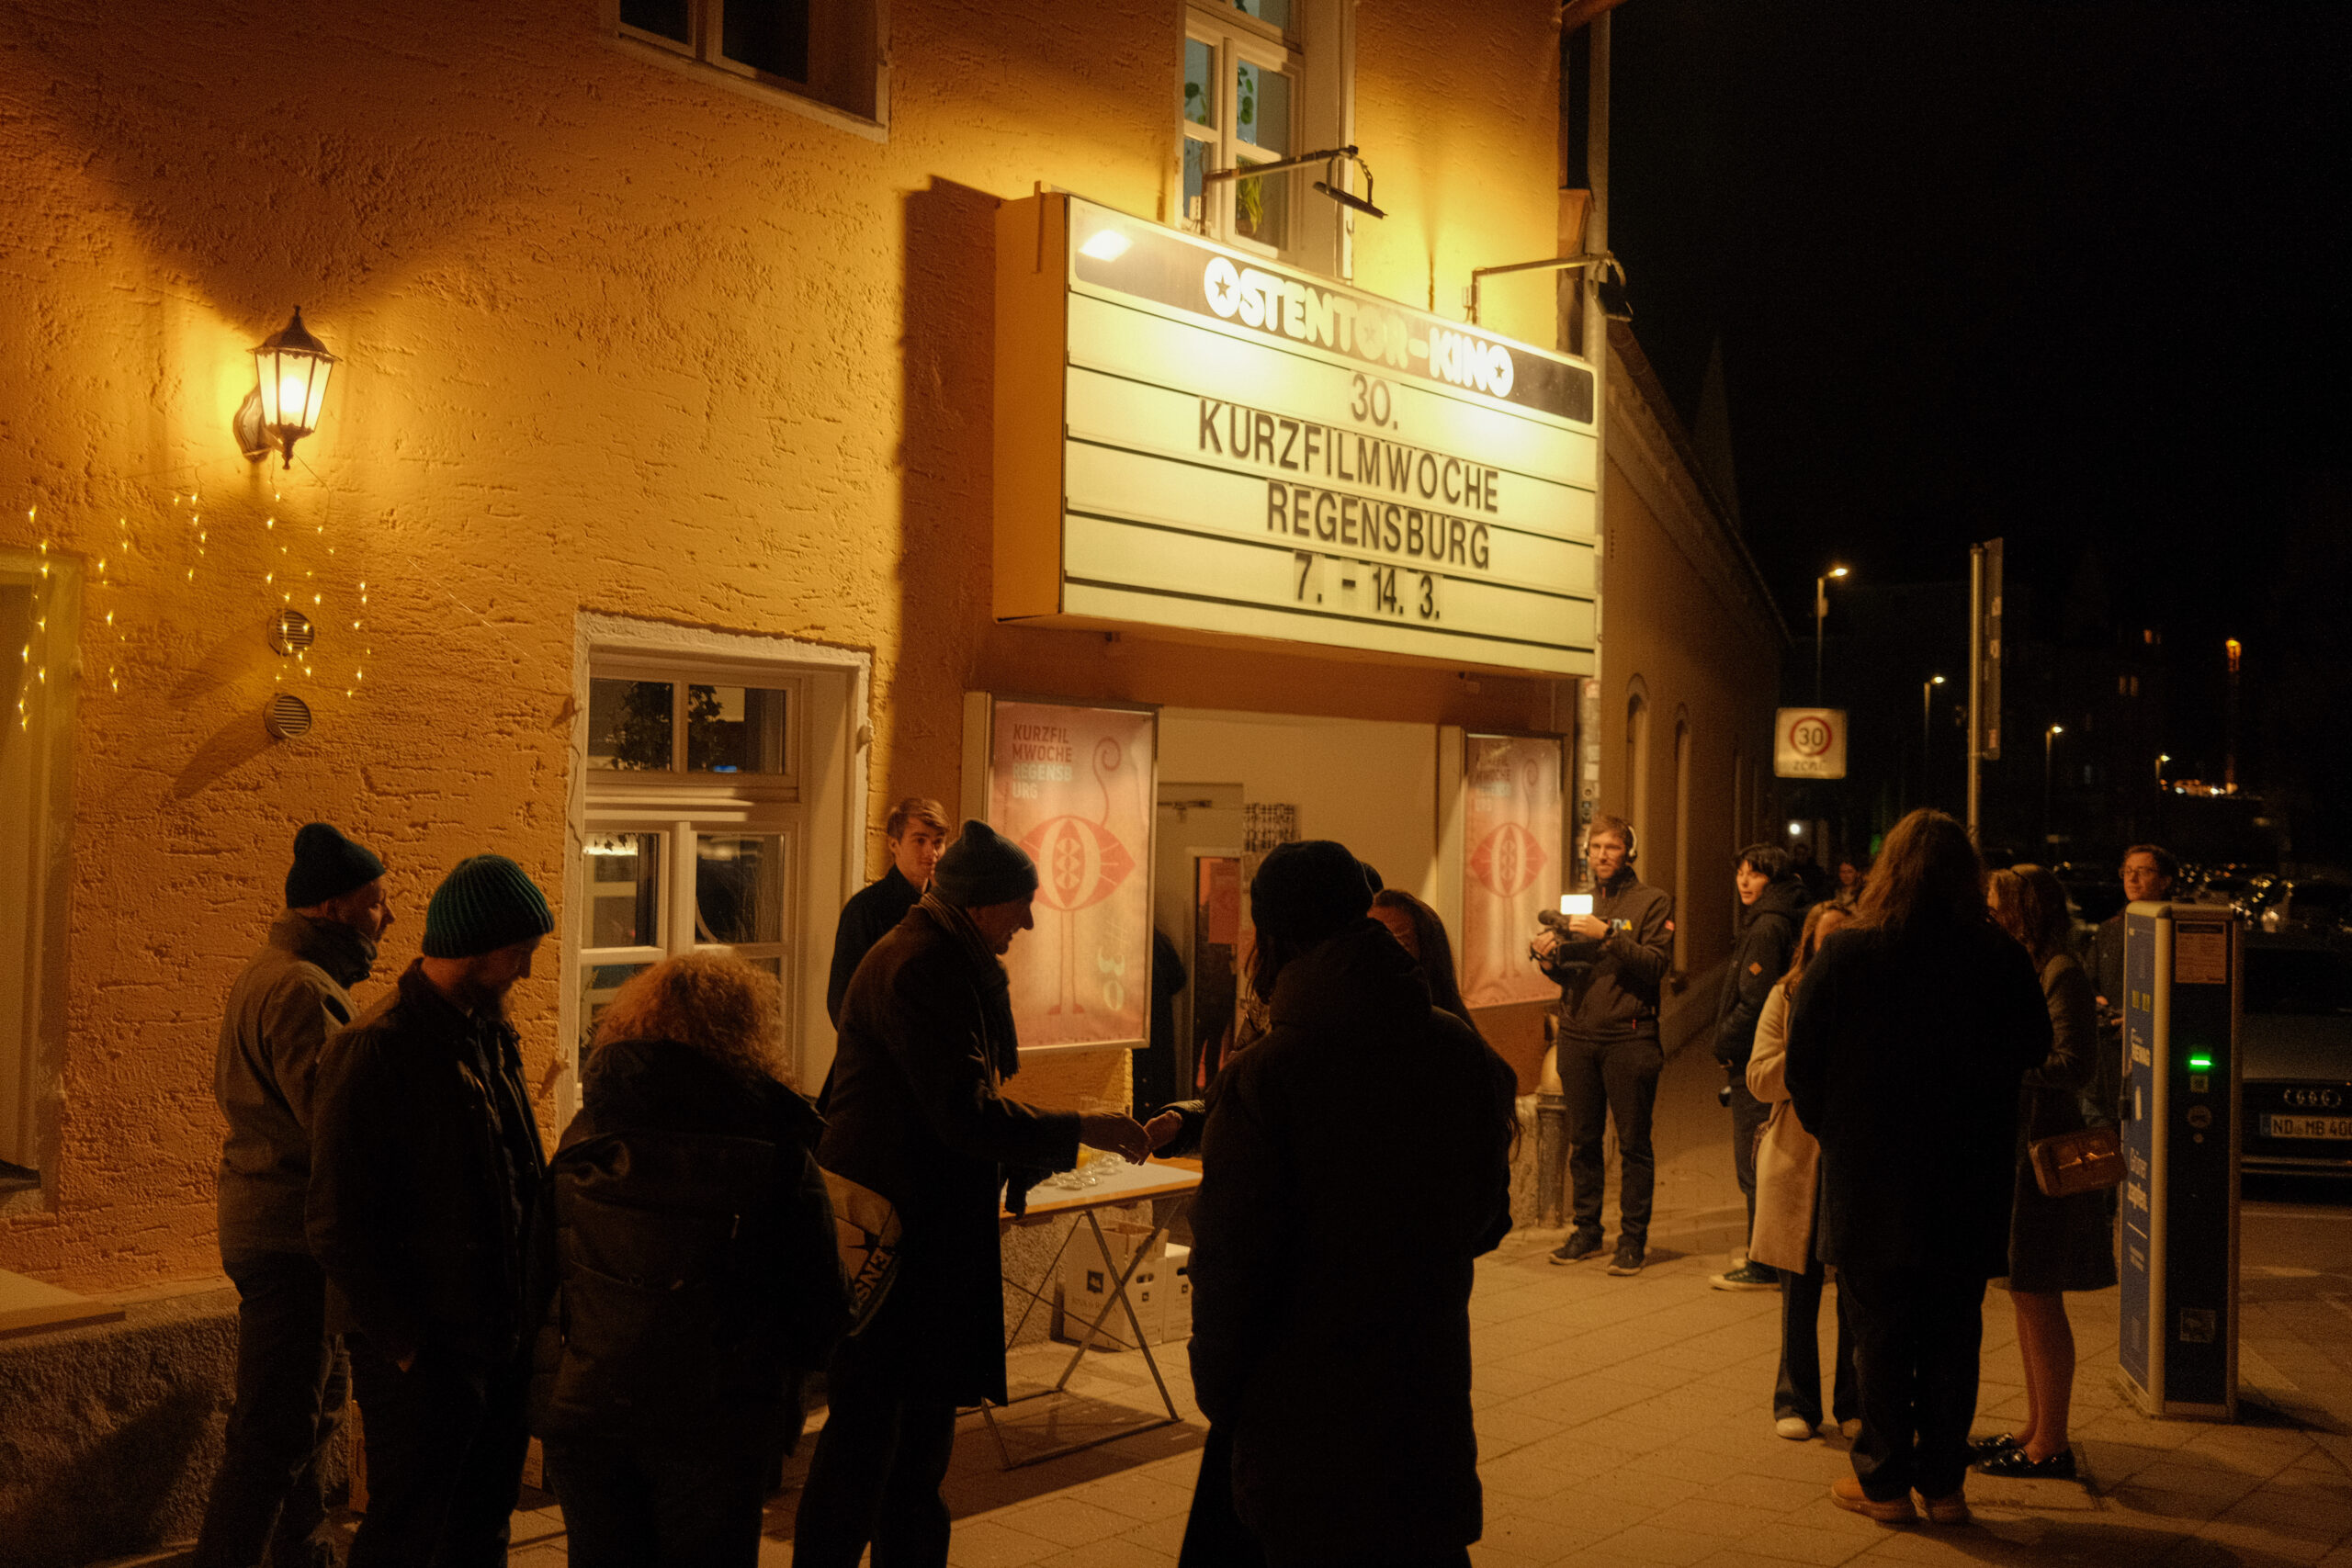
2240,933,2352,1176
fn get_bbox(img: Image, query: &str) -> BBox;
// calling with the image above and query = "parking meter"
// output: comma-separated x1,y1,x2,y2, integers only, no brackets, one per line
2118,902,2242,1420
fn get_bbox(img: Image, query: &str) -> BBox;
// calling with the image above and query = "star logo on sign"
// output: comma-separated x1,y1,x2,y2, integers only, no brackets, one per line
1204,261,1241,316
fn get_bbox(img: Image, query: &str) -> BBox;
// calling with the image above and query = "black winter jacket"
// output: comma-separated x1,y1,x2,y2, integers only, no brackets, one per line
1538,869,1675,1039
1713,876,1807,1068
307,962,546,1366
1190,920,1517,1566
526,1036,848,1447
825,865,922,1027
1783,918,2051,1277
820,902,1080,1406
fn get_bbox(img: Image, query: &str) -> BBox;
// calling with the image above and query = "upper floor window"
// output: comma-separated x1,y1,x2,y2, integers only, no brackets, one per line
611,0,884,132
1183,3,1305,257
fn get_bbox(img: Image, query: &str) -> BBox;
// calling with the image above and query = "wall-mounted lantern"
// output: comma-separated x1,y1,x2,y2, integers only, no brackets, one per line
232,309,338,468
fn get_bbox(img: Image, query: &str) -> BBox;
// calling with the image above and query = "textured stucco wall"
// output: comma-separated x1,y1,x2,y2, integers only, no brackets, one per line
0,0,1577,1293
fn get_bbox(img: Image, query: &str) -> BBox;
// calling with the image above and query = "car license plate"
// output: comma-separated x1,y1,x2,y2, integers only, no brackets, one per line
2265,1114,2352,1140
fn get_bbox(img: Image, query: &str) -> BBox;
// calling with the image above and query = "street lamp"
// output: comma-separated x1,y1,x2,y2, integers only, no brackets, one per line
2155,752,2171,789
1922,675,1946,804
2043,724,2064,845
1814,565,1851,705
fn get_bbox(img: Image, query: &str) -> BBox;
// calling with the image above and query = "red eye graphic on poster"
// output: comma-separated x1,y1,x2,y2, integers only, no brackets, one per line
1460,733,1565,1010
987,699,1157,1050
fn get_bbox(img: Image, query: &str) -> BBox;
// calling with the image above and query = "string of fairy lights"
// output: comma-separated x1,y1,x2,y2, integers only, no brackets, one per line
14,460,374,732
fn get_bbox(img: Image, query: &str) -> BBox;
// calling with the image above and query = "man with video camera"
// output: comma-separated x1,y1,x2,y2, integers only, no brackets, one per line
1532,814,1675,1278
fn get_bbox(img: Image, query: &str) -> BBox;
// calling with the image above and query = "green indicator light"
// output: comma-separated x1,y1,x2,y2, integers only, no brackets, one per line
2188,1055,2212,1069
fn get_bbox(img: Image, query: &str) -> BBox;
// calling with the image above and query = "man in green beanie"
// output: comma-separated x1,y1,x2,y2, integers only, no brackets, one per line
308,853,554,1568
796,820,1154,1568
196,823,391,1568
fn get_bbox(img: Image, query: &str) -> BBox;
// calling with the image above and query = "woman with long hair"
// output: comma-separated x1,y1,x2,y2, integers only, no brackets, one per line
1975,865,2113,1481
1783,809,2052,1525
528,953,848,1568
1746,900,1859,1442
1371,887,1481,1036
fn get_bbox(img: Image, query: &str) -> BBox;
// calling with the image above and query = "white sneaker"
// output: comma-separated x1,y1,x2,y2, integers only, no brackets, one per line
1776,1416,1816,1441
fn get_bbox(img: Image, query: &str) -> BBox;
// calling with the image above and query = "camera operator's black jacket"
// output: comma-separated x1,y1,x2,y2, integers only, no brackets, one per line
1537,869,1675,1039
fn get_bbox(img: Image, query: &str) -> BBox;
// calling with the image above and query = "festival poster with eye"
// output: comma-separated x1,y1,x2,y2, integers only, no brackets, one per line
1459,732,1565,1010
987,699,1158,1050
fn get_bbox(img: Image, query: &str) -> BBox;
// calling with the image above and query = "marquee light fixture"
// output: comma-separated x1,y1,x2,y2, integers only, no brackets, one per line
1465,251,1625,326
1203,144,1385,221
233,309,338,469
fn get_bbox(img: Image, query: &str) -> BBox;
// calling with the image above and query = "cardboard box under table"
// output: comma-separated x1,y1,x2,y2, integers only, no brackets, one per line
980,1155,1203,1468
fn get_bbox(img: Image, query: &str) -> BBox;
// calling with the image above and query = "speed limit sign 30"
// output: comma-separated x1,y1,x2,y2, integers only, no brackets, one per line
1774,707,1848,780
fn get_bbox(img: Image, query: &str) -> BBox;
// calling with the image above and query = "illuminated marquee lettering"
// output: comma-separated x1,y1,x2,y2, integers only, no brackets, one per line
1197,396,1502,513
1265,480,1491,571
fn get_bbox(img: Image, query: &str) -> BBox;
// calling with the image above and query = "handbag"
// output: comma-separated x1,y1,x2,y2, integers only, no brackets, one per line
820,1168,905,1336
2028,1122,2124,1199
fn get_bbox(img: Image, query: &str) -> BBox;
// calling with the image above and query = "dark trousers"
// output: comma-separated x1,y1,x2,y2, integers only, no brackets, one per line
1775,1256,1859,1427
1561,1030,1662,1245
545,1430,767,1568
791,1348,958,1568
193,1250,348,1568
1180,1425,1268,1568
1838,1264,1987,1502
1727,1076,1774,1269
345,1334,529,1568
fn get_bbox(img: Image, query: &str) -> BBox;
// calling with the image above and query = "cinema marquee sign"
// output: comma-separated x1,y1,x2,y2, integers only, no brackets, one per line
993,194,1600,674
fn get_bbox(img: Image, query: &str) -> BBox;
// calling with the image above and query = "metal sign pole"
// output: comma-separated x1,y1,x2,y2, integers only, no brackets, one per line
1967,545,1983,839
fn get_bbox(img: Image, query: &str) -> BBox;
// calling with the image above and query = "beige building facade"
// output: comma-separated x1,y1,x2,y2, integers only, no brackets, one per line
0,0,1776,1359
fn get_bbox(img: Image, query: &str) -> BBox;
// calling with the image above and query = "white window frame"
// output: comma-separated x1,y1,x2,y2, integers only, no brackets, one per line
603,0,890,142
568,616,870,1112
0,548,76,1207
1178,1,1354,279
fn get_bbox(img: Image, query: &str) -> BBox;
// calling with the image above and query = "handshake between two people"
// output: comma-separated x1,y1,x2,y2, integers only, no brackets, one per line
1075,1109,1190,1166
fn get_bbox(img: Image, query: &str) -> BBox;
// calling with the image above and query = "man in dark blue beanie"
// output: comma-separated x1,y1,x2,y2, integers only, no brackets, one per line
196,823,391,1568
309,853,554,1568
797,820,1152,1566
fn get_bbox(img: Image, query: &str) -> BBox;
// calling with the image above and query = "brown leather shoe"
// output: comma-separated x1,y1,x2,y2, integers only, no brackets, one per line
1831,1476,1916,1522
1917,1490,1971,1524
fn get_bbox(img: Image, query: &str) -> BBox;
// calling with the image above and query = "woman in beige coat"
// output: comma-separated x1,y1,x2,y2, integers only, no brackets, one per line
1747,902,1858,1440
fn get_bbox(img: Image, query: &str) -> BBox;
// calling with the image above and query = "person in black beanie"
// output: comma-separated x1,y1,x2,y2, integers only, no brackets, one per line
795,820,1152,1568
195,823,391,1568
308,853,555,1568
1182,840,1517,1568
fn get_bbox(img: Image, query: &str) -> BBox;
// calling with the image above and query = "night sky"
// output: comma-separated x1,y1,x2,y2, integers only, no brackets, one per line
1608,1,2352,848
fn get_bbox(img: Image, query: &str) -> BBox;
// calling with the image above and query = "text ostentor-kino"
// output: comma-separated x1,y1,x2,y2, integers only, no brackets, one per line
1197,396,1499,571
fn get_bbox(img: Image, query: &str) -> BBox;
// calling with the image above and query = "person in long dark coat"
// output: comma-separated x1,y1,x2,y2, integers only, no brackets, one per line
1784,808,2051,1525
792,820,1150,1568
1974,864,2115,1482
1184,841,1517,1568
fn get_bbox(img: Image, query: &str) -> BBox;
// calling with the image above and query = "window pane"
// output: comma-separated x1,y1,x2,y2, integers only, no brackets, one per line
581,961,652,1052
721,0,809,82
583,832,662,949
1232,0,1291,31
1235,165,1290,248
687,683,788,774
1183,39,1215,127
587,678,674,771
1236,61,1291,155
696,833,786,946
619,0,691,44
1182,137,1212,225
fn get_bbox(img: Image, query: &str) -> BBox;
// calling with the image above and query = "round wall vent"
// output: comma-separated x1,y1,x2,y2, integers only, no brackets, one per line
265,692,313,740
269,608,315,656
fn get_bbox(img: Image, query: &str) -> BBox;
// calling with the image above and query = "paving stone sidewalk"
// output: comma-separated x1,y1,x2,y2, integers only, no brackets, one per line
105,1043,2352,1568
